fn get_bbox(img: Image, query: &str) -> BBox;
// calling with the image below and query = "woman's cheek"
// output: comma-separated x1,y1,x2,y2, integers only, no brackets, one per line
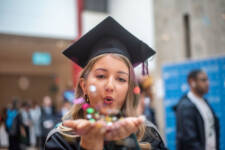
118,85,128,99
121,83,128,92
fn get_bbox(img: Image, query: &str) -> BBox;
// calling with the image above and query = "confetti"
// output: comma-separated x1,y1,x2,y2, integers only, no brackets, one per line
86,114,92,119
107,122,113,126
119,117,124,120
112,116,118,122
89,85,96,92
107,109,119,115
86,108,95,114
94,112,100,119
55,122,62,128
133,86,140,94
89,118,96,123
79,100,129,126
105,116,112,122
74,97,85,104
82,103,90,111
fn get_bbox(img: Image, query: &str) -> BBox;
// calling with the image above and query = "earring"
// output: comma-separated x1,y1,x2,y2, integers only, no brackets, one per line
85,95,89,103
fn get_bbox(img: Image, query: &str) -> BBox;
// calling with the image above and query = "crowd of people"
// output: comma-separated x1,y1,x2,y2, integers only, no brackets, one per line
0,96,72,150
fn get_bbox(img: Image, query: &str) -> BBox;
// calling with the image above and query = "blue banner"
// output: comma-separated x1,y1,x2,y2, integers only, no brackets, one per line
162,56,225,150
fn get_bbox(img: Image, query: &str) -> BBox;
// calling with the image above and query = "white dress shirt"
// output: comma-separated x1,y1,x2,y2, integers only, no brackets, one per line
188,91,216,150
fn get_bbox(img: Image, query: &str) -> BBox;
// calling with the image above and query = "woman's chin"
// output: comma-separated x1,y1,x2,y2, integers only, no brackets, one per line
99,107,120,116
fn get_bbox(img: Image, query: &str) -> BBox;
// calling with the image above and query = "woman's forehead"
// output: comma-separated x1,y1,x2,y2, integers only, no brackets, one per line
92,55,129,73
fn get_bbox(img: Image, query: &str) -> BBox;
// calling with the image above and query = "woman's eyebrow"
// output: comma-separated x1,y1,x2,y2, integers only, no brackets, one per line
117,71,128,75
95,68,128,75
95,68,107,72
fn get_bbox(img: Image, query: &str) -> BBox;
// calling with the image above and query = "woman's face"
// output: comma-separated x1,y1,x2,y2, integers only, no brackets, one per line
81,55,129,115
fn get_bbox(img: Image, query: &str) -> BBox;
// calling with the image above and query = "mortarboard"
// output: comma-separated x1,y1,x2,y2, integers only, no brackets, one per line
63,16,155,68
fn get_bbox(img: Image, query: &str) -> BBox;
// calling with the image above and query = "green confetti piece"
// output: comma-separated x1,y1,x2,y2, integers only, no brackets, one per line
86,108,95,114
89,118,96,123
94,112,100,119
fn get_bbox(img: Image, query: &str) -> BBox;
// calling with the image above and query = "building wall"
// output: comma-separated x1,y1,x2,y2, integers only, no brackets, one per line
0,74,54,110
0,58,73,110
154,0,225,69
0,35,73,110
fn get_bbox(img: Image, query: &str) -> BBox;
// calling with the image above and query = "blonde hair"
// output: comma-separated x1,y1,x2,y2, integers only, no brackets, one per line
61,53,145,140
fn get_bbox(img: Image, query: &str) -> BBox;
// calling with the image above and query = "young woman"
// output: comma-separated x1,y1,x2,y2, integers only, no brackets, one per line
45,16,167,150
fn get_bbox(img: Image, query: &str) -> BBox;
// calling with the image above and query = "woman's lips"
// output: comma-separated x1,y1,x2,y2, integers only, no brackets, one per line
103,96,114,105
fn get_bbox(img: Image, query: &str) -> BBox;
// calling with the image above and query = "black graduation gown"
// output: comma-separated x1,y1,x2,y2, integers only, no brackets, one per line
45,121,167,150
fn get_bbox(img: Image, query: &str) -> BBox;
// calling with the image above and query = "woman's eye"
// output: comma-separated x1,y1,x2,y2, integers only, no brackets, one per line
96,75,105,79
118,78,127,82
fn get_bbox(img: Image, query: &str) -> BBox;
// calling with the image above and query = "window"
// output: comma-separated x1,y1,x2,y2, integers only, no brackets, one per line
183,14,191,58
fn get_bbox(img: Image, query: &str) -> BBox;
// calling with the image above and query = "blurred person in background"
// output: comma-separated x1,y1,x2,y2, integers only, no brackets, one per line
175,69,220,150
0,107,9,147
20,101,32,147
137,75,157,126
40,95,57,150
56,101,72,123
60,101,72,117
5,98,24,150
30,101,41,149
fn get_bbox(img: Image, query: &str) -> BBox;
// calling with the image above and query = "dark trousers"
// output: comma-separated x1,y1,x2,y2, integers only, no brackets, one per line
8,135,21,150
36,136,41,150
41,136,47,150
24,126,30,146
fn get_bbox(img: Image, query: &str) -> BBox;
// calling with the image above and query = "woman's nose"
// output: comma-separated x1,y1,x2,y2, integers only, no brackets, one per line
105,77,114,92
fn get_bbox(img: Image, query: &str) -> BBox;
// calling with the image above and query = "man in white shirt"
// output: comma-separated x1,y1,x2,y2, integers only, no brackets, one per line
175,69,220,150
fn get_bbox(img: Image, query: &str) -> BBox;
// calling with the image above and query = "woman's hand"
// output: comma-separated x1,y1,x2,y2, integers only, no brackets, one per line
104,116,144,141
63,119,106,150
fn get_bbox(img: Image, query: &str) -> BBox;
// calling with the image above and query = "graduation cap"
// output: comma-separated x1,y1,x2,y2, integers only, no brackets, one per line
63,16,155,68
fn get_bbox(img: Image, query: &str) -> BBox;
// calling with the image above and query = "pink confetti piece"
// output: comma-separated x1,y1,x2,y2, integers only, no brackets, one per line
82,103,90,111
133,86,140,94
73,97,85,104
